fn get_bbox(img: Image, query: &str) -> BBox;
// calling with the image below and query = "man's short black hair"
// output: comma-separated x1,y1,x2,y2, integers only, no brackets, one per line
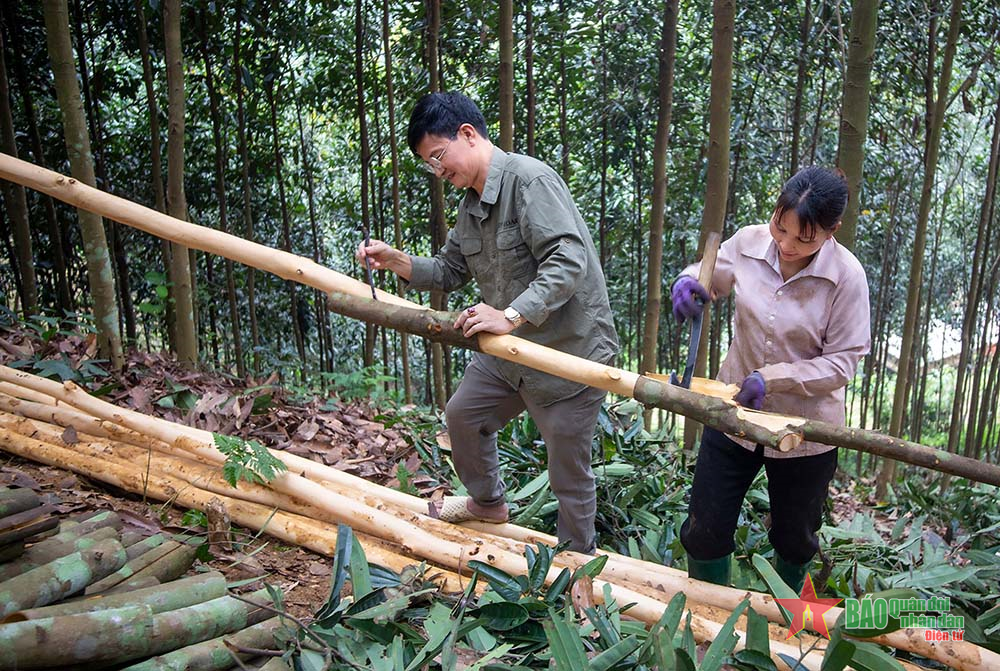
407,92,489,155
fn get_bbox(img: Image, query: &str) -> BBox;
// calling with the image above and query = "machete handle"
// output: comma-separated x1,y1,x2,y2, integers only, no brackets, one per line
696,231,722,297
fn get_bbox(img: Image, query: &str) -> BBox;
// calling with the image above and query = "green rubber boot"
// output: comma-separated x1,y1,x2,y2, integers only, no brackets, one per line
687,554,732,586
775,555,812,593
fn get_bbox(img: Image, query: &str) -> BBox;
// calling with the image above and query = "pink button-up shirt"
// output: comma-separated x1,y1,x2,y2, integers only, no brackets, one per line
685,224,871,457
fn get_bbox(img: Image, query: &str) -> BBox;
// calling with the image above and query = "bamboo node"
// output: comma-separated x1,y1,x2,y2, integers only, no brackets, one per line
68,178,77,185
55,176,65,184
605,369,621,381
508,346,519,355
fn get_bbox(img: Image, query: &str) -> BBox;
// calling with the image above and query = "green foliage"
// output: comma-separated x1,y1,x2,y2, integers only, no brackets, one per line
136,271,171,316
321,366,399,402
181,509,208,528
213,433,288,487
395,462,421,496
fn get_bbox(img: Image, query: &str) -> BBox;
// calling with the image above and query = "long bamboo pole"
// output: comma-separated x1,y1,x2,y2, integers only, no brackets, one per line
0,406,827,669
1,152,998,484
0,385,994,671
1,396,994,670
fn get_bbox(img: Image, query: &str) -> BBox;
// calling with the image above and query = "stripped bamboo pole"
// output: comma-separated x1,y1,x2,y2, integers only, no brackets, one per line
0,423,469,591
1,151,997,479
0,388,994,671
0,415,825,670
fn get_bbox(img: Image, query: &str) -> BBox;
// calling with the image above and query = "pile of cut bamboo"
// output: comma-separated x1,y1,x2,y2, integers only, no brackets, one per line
0,502,284,668
1,367,997,670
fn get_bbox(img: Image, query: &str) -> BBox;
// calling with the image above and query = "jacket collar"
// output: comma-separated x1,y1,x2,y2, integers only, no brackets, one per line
742,225,841,283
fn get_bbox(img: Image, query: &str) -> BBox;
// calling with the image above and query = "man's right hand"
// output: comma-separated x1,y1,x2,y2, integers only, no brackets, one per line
356,239,412,280
671,276,710,323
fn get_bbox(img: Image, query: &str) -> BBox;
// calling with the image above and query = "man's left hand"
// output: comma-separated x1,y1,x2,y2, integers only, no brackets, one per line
454,303,515,337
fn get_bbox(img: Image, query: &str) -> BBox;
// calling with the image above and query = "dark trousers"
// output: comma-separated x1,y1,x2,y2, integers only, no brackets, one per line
680,428,837,565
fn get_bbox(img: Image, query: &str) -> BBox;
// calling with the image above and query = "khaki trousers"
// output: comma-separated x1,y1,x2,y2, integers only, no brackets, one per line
445,353,606,553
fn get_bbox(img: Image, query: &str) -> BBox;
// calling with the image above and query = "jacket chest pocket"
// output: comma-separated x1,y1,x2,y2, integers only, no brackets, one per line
496,227,534,278
460,236,485,276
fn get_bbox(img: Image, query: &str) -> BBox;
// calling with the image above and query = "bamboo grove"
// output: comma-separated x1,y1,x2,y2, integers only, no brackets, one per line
1,0,999,484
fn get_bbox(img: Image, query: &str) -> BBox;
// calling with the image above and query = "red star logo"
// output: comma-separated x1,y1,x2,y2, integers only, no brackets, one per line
774,574,843,639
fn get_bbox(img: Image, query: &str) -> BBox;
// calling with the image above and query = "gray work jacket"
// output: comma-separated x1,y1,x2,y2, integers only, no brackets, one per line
408,148,619,405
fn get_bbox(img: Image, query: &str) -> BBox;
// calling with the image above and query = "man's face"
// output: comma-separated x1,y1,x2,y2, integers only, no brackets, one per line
416,127,476,190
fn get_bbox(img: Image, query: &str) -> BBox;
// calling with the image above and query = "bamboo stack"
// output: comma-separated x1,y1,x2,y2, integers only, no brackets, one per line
0,502,284,668
1,368,996,670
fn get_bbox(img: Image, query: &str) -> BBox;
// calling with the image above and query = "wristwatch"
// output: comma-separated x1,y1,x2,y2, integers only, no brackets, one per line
503,306,526,328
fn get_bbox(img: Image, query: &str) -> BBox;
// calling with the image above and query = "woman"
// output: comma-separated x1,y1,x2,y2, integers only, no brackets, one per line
671,166,871,589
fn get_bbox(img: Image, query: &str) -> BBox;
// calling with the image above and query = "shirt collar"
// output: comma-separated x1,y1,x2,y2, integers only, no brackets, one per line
479,147,509,206
742,226,841,283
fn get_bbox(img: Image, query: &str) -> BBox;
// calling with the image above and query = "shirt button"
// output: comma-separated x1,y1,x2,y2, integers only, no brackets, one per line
766,340,772,346
768,314,775,320
777,290,783,296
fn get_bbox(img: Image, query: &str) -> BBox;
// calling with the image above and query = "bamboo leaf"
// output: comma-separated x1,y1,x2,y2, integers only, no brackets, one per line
543,606,590,670
744,605,772,658
821,628,856,671
469,560,524,601
583,605,622,647
404,601,455,671
588,635,641,671
509,470,550,501
470,602,530,631
651,628,676,671
777,653,810,670
637,591,686,663
699,597,748,671
846,641,905,671
544,567,572,604
573,554,609,580
315,524,353,624
464,642,515,670
349,534,372,599
884,564,980,589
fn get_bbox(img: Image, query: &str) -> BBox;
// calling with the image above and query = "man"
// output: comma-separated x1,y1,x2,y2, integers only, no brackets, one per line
356,92,618,553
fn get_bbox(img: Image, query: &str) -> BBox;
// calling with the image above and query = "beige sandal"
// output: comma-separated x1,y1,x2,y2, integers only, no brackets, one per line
428,496,508,524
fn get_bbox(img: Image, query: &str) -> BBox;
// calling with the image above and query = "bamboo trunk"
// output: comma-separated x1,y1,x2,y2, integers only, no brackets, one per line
0,588,274,669
0,526,119,582
4,571,226,622
0,503,58,545
0,487,38,517
0,537,126,616
85,539,185,594
0,411,829,669
120,617,281,671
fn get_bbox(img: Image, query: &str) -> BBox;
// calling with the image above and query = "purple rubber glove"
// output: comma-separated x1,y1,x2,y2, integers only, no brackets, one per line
734,371,766,410
671,276,710,323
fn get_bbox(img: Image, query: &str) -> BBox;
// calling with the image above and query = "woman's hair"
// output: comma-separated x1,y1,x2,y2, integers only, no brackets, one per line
407,92,489,155
772,166,849,239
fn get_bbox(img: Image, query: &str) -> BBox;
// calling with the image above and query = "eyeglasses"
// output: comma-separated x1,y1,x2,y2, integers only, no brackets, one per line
421,138,454,174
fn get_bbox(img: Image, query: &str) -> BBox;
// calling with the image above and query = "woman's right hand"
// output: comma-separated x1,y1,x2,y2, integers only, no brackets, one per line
671,276,710,323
